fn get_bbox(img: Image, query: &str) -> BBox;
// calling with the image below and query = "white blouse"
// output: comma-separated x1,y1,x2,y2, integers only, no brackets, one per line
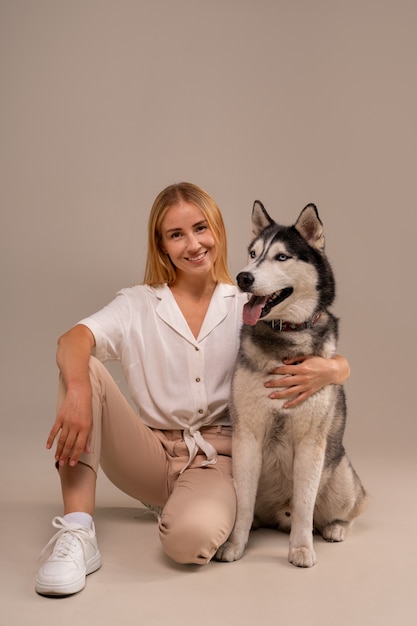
78,283,246,469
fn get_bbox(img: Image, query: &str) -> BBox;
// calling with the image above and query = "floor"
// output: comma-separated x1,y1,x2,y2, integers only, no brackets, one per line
1,441,416,626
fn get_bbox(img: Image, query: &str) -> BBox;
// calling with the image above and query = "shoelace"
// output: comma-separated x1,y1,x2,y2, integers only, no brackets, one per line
38,516,92,561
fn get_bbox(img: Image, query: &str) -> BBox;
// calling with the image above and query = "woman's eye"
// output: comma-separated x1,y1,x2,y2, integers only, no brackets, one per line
195,225,207,233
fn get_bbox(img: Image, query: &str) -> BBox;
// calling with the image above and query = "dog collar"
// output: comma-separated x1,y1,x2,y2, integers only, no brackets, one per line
264,311,322,332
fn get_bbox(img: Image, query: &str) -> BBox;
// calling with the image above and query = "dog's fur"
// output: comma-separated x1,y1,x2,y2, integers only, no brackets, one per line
216,201,367,567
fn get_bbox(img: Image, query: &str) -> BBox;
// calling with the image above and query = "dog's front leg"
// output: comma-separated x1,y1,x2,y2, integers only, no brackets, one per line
289,437,326,568
216,432,262,562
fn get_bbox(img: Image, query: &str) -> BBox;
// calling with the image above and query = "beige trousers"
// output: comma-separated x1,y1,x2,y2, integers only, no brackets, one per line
57,357,236,564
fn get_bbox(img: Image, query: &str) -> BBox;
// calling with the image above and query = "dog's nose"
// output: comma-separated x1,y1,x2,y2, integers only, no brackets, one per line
237,272,254,290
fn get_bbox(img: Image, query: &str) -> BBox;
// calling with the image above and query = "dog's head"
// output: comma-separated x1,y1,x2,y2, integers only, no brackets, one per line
238,201,335,326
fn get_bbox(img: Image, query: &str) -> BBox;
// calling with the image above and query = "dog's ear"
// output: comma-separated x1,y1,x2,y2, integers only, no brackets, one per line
251,200,275,237
294,204,325,251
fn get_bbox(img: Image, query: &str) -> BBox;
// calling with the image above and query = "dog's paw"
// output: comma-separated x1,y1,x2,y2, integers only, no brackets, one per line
215,541,245,563
288,545,317,568
321,521,347,543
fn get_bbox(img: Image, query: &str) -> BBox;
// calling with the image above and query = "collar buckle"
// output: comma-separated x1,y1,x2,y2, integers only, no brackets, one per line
266,311,322,332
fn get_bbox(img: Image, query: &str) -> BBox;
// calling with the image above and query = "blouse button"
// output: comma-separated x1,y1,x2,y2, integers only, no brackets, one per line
198,409,204,414
195,377,201,383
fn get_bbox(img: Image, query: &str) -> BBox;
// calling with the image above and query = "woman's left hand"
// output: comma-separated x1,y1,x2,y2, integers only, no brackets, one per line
264,354,350,408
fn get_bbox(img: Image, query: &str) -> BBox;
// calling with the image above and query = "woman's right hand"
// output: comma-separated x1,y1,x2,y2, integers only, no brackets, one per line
47,324,96,466
47,383,93,467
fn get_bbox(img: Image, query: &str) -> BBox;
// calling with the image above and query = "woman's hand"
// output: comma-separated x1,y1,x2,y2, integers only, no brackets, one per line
47,324,96,467
265,354,350,408
46,387,93,466
46,383,93,467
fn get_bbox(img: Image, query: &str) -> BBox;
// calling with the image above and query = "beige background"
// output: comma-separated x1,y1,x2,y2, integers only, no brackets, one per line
1,1,416,624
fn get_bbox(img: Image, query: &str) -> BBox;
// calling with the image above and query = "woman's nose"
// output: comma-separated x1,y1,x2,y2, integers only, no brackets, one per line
186,233,200,250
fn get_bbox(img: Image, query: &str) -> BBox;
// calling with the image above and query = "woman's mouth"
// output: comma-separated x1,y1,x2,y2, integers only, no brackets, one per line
186,251,207,263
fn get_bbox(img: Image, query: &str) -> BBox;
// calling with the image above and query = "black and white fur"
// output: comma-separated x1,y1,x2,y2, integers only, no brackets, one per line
216,201,367,567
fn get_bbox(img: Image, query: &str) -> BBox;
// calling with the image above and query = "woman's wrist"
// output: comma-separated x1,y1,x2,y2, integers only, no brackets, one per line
331,355,350,385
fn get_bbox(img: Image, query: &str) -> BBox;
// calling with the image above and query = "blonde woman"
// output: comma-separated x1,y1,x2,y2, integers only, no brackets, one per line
36,182,349,596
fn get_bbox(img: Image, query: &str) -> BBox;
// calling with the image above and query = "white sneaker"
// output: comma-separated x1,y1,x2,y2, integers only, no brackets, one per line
35,516,102,596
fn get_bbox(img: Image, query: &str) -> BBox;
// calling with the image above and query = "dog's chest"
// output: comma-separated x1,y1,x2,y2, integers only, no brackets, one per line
240,327,314,365
232,331,314,424
232,332,335,443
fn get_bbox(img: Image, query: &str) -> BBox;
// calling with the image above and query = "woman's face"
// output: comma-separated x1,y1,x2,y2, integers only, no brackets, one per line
160,201,217,279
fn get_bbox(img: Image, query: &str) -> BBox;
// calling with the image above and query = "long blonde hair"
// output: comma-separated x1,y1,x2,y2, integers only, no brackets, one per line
143,182,234,286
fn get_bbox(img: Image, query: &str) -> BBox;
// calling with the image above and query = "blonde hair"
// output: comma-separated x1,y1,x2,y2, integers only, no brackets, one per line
143,182,234,286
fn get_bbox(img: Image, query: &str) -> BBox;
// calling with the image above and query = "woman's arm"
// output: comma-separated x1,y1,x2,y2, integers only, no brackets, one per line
46,324,96,467
264,354,350,408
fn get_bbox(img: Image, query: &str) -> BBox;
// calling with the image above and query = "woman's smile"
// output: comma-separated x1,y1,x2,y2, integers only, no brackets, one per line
185,251,207,263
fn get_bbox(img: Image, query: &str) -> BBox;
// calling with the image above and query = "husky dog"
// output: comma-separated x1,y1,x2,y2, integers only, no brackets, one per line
216,201,367,568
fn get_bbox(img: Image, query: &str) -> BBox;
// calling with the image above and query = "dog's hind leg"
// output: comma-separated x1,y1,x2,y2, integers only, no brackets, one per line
320,519,351,542
215,431,263,562
314,455,368,543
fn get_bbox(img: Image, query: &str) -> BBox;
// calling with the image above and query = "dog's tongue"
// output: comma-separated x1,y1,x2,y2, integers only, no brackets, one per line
242,295,268,326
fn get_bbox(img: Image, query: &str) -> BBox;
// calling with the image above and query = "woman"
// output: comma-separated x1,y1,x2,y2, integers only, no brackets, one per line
35,182,349,596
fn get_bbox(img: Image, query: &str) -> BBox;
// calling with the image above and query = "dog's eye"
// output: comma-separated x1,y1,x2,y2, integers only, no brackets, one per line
276,253,290,261
249,250,256,259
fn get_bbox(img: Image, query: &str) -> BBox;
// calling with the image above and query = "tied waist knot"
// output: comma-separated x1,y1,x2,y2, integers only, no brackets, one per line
181,429,218,473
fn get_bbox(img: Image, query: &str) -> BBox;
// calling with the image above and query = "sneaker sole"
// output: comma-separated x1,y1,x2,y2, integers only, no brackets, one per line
35,552,102,597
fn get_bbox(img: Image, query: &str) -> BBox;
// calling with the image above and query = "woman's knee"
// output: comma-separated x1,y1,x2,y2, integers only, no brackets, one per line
88,355,109,384
87,356,119,402
158,496,235,565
